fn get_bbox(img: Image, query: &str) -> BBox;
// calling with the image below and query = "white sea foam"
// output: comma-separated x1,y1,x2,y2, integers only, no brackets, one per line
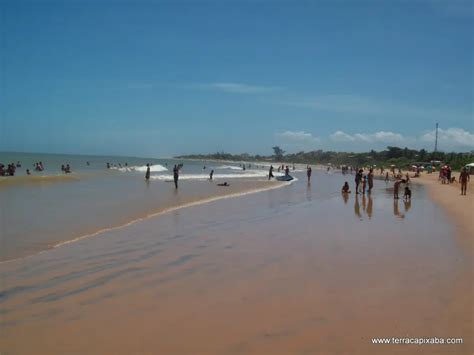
150,170,282,181
215,165,246,170
112,164,168,173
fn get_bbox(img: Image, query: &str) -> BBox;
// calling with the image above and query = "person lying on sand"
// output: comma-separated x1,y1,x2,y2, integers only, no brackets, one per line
217,182,229,187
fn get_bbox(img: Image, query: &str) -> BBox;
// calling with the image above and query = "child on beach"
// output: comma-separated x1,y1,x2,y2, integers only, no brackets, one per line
403,186,411,201
341,182,351,193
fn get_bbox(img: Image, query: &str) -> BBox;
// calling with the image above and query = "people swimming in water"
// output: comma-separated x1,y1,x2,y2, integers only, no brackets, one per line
341,181,351,193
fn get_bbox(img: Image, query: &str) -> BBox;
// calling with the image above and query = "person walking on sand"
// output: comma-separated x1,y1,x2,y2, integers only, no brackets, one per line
460,167,470,195
145,163,150,181
307,165,312,182
173,164,179,189
268,165,274,180
368,168,374,194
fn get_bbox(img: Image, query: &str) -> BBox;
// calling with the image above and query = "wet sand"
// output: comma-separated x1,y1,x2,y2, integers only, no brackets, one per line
0,177,282,262
1,171,472,354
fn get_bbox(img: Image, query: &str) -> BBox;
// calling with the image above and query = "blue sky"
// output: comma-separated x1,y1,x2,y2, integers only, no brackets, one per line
1,0,472,157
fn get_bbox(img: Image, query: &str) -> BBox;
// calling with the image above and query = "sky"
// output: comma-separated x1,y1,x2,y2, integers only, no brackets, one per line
1,0,473,157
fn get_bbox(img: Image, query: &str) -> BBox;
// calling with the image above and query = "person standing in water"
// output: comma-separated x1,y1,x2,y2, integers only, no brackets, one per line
268,165,274,180
307,165,312,182
361,175,367,194
355,169,363,194
368,168,374,194
145,163,150,181
173,164,179,189
209,170,214,180
393,179,402,199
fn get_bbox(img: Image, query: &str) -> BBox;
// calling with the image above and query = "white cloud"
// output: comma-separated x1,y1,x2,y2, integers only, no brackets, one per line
330,130,404,143
194,82,282,94
326,128,472,151
420,127,474,149
277,130,319,142
330,131,356,142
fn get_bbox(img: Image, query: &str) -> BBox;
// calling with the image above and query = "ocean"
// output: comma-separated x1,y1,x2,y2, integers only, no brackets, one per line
0,152,291,262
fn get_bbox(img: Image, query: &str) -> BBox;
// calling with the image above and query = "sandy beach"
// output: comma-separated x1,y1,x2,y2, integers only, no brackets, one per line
1,169,472,354
414,172,473,254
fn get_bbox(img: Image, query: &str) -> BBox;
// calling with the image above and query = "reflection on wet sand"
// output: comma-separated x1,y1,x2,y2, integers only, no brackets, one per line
393,200,405,219
354,194,374,220
367,195,373,219
346,192,410,221
342,192,349,204
354,194,362,219
404,199,411,213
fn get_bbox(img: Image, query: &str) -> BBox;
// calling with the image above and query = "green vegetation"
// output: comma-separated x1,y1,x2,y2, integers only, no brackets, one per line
177,146,474,171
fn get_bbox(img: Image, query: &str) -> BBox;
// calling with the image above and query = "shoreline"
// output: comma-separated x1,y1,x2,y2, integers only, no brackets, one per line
0,179,289,265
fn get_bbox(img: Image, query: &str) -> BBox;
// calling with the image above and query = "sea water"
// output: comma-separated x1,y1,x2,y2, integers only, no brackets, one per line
0,152,289,261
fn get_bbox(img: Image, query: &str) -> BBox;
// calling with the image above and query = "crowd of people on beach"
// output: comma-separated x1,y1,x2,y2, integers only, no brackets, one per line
2,157,471,199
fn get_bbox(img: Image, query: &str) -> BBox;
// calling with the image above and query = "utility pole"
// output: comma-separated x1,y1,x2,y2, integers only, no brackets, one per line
434,123,439,153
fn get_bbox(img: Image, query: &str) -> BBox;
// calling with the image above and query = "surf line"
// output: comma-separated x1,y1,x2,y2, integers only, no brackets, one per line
0,179,295,265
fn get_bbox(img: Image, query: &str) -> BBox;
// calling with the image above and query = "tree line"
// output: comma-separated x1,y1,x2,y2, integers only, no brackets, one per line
177,146,473,170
